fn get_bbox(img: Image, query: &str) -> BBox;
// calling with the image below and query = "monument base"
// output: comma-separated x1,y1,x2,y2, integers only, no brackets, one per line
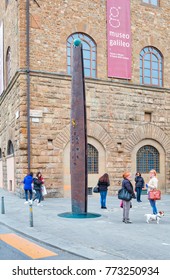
58,212,101,219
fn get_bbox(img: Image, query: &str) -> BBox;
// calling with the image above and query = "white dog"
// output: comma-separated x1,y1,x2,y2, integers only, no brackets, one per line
145,211,164,224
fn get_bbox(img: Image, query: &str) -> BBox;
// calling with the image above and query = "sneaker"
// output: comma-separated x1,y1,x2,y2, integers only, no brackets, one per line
29,200,32,205
124,220,132,224
37,203,43,206
24,201,28,204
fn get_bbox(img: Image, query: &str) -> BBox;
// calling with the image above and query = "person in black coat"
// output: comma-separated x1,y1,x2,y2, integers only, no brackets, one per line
135,172,144,202
122,172,136,223
97,173,110,209
33,172,43,206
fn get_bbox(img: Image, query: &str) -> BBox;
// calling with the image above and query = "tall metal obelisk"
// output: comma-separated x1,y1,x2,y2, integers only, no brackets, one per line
70,39,88,213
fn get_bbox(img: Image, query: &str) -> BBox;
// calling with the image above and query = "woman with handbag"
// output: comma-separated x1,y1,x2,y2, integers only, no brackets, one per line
121,172,136,223
146,169,158,215
97,173,110,209
33,172,43,206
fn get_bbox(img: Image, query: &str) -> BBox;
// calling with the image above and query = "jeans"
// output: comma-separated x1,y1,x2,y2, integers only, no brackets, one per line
136,187,142,202
149,199,158,214
33,190,42,203
25,189,32,201
100,191,107,208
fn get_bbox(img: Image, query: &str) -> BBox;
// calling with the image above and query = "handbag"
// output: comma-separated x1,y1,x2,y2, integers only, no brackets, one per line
118,188,132,201
148,189,161,200
41,185,47,196
93,185,99,193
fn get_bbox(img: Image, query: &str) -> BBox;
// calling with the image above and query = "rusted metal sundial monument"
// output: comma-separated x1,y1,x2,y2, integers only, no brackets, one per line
58,39,100,218
70,38,88,214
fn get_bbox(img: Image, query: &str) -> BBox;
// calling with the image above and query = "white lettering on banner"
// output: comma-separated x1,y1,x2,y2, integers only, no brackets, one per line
0,21,4,95
110,31,130,39
109,7,120,28
110,40,130,48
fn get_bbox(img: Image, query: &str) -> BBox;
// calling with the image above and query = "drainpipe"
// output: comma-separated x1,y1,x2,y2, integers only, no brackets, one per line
26,0,31,172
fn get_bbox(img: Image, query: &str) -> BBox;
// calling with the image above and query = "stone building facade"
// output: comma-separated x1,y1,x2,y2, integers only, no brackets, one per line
0,0,170,197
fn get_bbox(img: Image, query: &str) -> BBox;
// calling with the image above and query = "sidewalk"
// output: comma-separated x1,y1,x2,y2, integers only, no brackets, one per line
0,188,170,260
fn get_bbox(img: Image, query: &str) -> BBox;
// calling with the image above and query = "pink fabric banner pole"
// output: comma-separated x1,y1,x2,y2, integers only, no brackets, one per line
107,0,132,79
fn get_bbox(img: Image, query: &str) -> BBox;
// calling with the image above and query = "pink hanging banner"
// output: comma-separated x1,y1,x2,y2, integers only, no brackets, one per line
0,22,3,95
107,0,132,79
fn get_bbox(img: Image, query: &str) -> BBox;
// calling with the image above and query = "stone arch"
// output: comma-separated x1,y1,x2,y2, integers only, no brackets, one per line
124,124,170,192
124,123,170,153
55,121,114,197
138,41,164,58
55,121,114,150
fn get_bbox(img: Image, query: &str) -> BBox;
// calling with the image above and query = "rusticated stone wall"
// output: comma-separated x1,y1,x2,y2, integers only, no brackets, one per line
0,0,170,196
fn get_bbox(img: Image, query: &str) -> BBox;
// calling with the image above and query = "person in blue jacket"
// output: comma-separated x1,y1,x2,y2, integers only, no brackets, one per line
23,172,33,204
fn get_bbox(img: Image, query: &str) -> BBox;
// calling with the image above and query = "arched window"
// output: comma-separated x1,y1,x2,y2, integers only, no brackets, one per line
67,33,97,78
7,140,14,156
141,0,159,7
140,46,163,87
88,144,98,174
6,46,11,86
136,145,160,173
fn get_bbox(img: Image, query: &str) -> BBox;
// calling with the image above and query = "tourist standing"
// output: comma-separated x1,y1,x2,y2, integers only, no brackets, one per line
146,169,158,214
121,172,135,223
33,172,43,206
135,172,144,202
97,173,110,209
23,172,33,204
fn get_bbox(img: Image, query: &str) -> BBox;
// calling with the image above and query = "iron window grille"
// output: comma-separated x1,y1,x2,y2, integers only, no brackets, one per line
137,145,160,173
88,144,98,174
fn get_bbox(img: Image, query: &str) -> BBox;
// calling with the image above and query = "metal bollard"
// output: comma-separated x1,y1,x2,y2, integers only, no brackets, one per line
1,196,5,214
29,203,33,227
